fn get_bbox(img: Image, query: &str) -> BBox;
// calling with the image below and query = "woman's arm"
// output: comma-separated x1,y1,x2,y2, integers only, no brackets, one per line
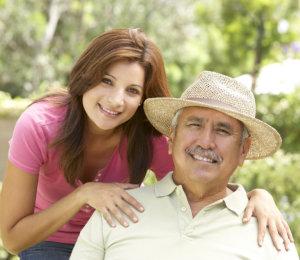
0,162,87,254
0,162,143,255
244,189,293,251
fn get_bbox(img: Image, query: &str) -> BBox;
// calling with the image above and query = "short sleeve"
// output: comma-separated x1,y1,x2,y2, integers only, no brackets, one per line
8,106,48,174
70,211,105,260
149,135,174,180
275,243,300,260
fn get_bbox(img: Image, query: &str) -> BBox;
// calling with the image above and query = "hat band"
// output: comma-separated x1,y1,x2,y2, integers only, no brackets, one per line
186,97,244,115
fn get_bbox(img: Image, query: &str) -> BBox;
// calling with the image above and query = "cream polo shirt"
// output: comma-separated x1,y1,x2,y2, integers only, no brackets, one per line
70,172,299,260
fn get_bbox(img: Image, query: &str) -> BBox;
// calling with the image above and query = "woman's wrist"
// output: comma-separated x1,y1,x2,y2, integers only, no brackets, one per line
74,182,90,206
247,188,273,200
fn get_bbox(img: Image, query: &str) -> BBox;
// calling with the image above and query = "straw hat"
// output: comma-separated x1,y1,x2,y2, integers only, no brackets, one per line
144,71,281,159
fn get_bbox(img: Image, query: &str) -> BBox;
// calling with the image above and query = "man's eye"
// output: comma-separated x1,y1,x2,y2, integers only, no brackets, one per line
188,123,200,127
101,78,112,85
217,128,230,135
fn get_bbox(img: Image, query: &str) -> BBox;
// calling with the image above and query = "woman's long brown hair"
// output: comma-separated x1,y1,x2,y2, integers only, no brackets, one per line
34,28,172,186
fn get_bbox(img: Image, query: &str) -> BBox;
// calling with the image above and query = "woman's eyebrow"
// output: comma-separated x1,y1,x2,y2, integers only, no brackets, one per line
104,72,144,89
103,72,116,79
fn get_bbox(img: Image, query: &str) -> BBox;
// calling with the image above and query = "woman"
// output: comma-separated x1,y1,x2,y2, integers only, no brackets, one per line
0,28,292,259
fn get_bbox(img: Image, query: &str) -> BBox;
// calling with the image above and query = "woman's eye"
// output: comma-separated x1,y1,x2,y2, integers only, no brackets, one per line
128,88,140,95
101,78,112,85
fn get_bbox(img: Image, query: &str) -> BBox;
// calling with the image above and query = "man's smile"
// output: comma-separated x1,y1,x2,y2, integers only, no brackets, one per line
186,147,223,164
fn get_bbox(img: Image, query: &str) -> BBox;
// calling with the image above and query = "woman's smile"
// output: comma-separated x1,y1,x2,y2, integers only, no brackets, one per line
98,103,121,117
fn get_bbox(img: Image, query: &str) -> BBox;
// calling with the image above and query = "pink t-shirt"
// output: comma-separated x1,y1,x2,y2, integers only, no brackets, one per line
8,102,174,244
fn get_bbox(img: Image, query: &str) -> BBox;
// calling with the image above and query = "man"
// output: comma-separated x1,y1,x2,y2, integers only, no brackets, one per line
70,71,299,259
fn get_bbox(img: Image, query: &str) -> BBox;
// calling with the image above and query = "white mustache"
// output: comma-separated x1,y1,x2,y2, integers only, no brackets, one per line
186,147,223,162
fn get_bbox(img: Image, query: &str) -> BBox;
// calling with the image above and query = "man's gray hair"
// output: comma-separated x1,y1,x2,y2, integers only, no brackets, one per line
171,108,250,144
171,108,184,130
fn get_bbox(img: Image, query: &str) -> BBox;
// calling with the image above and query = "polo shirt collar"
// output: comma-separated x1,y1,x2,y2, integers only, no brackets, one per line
155,173,248,216
221,184,248,216
154,172,177,197
188,184,248,216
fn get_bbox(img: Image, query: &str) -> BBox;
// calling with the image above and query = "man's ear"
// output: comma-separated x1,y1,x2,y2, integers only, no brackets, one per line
168,126,175,155
238,137,252,166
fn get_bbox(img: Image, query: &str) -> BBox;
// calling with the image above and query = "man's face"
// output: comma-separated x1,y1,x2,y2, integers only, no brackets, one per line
168,107,251,189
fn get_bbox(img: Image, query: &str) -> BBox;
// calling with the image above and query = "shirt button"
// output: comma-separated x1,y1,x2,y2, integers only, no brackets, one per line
97,173,102,177
181,206,187,212
85,205,90,208
176,189,182,196
95,178,99,182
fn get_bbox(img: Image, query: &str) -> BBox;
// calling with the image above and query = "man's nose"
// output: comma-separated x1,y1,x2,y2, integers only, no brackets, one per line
197,128,216,150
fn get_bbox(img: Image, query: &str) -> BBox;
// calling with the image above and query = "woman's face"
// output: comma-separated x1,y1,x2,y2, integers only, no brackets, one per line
82,60,145,134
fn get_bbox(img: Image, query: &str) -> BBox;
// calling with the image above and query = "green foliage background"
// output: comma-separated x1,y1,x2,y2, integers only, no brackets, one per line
0,0,299,258
232,151,300,250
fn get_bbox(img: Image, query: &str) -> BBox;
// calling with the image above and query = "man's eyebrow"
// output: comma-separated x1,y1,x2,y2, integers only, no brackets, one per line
103,72,144,89
216,121,234,131
186,116,205,123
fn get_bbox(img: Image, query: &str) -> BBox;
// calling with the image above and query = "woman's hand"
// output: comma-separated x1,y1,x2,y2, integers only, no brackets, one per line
79,182,144,228
243,189,293,251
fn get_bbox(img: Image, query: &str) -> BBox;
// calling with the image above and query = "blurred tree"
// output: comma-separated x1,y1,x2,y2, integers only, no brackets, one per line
0,0,197,97
194,0,300,90
231,150,300,252
256,85,300,153
0,0,299,257
0,0,46,97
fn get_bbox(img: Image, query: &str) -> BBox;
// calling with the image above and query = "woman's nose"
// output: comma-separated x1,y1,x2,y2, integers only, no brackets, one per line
108,88,125,107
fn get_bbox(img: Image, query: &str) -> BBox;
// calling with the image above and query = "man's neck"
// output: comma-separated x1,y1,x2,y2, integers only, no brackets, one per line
183,185,233,217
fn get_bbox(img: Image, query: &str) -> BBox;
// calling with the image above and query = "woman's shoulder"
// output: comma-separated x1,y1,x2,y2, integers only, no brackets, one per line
21,101,68,127
149,135,174,179
151,135,169,147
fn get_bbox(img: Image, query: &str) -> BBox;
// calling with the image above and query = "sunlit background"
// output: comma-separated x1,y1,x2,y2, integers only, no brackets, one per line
0,0,299,258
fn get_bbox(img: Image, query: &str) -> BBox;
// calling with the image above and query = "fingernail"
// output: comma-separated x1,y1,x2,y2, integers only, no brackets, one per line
140,207,144,211
133,217,138,222
111,223,116,228
124,222,129,227
259,240,263,246
242,217,247,222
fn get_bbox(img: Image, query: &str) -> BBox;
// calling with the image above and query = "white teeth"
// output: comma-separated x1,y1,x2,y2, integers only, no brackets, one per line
192,154,213,163
101,105,119,115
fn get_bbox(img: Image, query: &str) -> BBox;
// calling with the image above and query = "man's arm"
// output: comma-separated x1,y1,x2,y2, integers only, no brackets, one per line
276,243,299,260
70,211,105,260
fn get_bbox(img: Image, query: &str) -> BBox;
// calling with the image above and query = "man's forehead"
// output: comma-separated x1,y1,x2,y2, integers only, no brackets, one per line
180,106,241,126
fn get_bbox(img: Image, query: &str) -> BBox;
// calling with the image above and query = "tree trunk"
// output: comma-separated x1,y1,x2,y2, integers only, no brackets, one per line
31,0,72,91
251,12,265,92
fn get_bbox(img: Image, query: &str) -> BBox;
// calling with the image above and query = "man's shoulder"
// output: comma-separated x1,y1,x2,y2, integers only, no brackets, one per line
128,172,175,202
127,183,157,202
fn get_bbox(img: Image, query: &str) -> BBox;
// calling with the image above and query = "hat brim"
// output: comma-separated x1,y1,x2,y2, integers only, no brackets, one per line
144,97,282,160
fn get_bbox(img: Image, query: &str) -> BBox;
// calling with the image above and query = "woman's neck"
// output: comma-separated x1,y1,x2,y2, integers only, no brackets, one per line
85,119,123,140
